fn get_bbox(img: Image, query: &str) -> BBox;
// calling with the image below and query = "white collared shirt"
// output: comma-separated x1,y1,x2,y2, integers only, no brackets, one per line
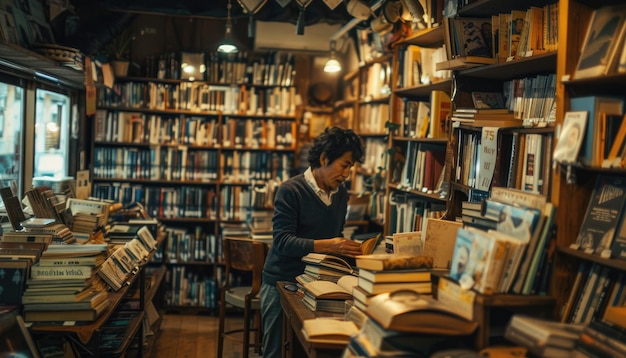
304,167,338,206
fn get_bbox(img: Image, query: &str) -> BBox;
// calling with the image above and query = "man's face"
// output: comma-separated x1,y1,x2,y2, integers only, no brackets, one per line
317,151,354,192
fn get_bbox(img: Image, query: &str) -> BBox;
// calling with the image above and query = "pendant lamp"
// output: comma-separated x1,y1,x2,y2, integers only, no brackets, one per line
217,0,239,53
295,0,313,35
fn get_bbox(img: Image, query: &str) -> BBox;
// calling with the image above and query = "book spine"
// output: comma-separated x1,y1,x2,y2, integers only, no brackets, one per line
30,266,93,280
37,258,97,266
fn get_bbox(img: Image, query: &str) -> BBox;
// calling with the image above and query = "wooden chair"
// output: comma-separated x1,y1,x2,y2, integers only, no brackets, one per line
217,236,268,358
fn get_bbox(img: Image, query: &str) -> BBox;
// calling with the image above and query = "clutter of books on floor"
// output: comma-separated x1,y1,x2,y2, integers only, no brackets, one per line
0,178,162,355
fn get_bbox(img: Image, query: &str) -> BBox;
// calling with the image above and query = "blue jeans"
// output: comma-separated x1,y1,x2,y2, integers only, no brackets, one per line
261,282,283,358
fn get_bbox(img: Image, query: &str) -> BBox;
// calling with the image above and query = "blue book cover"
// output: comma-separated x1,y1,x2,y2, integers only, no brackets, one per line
570,96,624,166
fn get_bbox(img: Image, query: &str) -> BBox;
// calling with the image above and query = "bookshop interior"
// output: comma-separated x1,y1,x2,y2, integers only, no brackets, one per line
3,0,626,357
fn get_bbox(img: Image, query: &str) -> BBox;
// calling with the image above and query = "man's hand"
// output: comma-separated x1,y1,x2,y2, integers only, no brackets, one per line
315,237,363,257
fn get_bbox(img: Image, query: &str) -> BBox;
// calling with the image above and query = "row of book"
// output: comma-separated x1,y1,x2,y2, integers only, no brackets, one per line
397,90,452,140
95,109,296,147
388,192,447,236
98,82,298,116
396,44,451,89
164,226,218,263
441,3,558,63
93,184,218,219
143,51,296,87
392,141,445,194
454,128,552,197
359,138,387,175
356,102,389,135
164,265,219,308
93,146,293,183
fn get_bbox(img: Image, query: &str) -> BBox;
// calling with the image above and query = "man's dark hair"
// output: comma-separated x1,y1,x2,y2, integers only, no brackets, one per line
307,127,364,168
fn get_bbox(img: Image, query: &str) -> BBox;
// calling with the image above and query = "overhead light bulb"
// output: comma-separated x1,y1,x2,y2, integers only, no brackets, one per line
324,57,341,73
324,40,341,73
217,0,239,53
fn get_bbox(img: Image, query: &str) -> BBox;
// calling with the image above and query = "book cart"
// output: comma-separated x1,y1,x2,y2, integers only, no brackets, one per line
28,231,167,357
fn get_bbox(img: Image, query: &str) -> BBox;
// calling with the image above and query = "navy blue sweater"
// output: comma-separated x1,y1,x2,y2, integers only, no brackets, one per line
262,174,347,286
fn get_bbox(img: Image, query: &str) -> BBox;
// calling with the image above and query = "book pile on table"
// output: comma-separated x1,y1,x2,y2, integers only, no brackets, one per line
22,243,109,322
352,253,434,312
22,222,76,245
297,253,358,313
344,290,478,357
71,212,106,234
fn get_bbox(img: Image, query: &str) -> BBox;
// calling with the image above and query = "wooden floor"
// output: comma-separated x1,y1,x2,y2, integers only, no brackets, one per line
151,312,263,358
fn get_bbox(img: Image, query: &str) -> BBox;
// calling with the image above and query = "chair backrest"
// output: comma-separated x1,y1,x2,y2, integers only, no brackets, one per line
222,236,268,294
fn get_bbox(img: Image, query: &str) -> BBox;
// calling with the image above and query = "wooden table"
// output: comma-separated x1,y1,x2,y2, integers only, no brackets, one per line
277,282,347,358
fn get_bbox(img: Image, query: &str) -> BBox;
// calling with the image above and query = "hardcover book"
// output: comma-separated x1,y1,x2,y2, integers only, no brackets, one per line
365,290,478,335
354,254,433,271
575,176,626,256
301,318,358,344
357,276,432,295
553,111,588,164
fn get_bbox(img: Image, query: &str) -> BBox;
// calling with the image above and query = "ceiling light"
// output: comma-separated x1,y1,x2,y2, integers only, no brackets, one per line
324,40,341,73
217,0,239,53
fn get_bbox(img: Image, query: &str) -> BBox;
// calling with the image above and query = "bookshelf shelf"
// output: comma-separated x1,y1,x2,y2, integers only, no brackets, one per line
557,246,626,272
393,80,452,98
459,52,557,80
387,183,447,202
399,27,445,48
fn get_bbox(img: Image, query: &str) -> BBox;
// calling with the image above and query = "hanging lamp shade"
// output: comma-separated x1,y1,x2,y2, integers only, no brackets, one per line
324,40,341,73
237,0,268,38
217,0,239,53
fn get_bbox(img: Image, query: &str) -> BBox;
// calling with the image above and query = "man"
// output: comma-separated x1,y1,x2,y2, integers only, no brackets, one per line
260,127,365,358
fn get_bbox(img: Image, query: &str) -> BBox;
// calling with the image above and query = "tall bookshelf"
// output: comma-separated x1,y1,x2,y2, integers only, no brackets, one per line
385,27,453,237
332,40,393,233
551,0,626,333
91,52,299,311
407,0,562,349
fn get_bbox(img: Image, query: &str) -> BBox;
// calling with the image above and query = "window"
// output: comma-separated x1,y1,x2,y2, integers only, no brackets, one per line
0,82,23,195
33,89,70,179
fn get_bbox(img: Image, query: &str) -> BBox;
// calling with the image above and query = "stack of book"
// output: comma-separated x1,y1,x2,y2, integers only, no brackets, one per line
576,319,626,356
248,209,273,244
22,222,76,245
71,212,105,234
345,290,478,356
300,275,357,314
504,315,583,357
22,243,110,322
450,108,523,128
301,253,355,283
352,254,434,312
